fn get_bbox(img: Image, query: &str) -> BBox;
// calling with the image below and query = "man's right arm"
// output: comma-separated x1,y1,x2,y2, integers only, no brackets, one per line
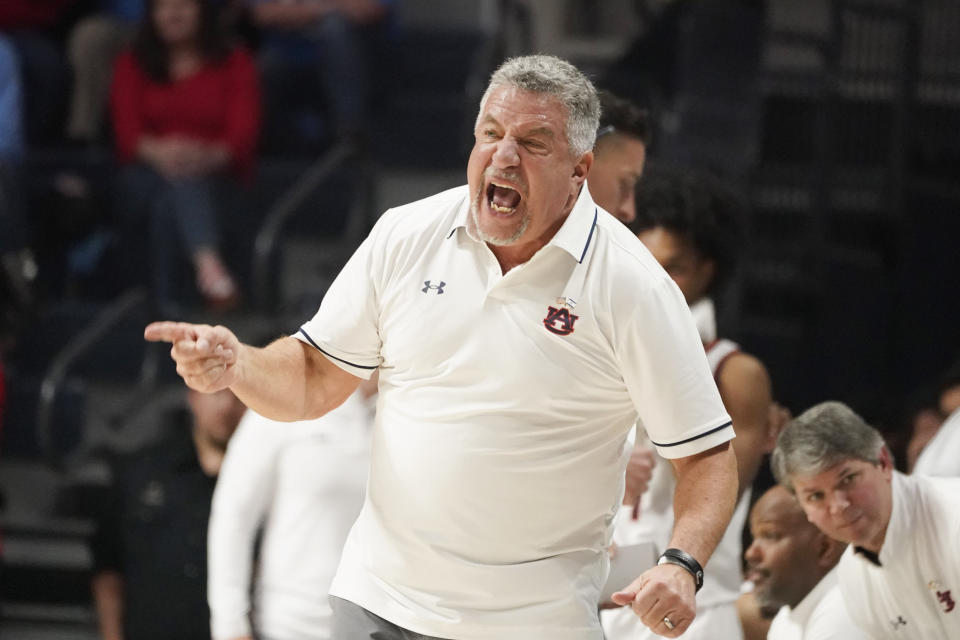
144,323,363,421
209,414,279,640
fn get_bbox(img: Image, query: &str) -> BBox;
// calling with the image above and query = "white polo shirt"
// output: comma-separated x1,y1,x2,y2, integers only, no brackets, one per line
767,568,867,640
295,184,733,639
837,472,960,639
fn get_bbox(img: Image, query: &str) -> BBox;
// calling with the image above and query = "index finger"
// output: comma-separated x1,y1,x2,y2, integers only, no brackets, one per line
144,321,200,344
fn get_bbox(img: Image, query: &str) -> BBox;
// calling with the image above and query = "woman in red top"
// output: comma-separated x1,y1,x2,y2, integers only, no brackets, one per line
111,0,259,310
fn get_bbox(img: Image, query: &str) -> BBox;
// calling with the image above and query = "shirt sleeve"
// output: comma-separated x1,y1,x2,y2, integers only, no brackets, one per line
109,51,143,164
207,411,281,640
616,276,733,459
294,215,391,378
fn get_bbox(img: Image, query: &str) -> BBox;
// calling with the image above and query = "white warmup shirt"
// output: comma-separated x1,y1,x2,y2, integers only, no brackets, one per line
295,185,733,639
208,391,374,640
913,408,960,477
767,567,867,640
837,472,960,639
601,337,748,640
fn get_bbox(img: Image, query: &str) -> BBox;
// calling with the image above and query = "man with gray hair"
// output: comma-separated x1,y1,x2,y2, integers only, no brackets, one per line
772,401,960,639
145,55,738,639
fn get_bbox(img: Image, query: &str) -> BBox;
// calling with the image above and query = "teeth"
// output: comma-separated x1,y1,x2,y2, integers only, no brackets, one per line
491,203,515,213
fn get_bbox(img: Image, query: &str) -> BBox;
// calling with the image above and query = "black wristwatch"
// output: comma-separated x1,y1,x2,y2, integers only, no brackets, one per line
658,548,704,592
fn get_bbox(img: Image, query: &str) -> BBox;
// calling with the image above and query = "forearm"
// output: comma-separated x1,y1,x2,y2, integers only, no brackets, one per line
135,136,167,171
209,428,273,640
191,142,232,175
232,337,341,421
668,442,738,565
92,571,125,640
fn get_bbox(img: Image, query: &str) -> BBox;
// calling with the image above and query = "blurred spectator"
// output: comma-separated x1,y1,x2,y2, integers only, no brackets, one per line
248,0,395,152
938,358,960,416
90,388,247,640
0,34,38,331
208,374,377,640
912,358,960,477
902,390,945,473
588,90,650,224
110,0,259,311
600,0,763,176
601,168,783,640
65,1,146,143
0,0,77,145
0,34,27,252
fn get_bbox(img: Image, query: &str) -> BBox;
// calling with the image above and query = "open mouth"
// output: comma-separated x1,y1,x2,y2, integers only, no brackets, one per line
486,180,522,215
745,569,769,586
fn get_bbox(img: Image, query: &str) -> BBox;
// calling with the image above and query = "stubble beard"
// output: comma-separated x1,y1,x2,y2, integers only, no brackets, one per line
470,184,529,246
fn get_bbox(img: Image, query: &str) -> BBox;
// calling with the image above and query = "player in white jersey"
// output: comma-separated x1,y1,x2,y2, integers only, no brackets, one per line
599,167,782,640
207,375,377,640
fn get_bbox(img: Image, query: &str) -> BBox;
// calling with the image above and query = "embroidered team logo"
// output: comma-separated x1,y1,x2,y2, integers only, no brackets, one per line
543,305,578,336
937,590,956,613
422,280,445,294
929,580,956,613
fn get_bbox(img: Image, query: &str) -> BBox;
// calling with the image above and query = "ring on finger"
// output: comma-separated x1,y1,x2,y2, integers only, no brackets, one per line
662,616,675,631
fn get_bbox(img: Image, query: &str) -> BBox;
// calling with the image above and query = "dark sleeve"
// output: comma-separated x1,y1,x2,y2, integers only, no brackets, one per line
90,458,125,574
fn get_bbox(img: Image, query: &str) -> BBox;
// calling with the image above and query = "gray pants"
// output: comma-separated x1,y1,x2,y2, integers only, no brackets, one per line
330,596,452,640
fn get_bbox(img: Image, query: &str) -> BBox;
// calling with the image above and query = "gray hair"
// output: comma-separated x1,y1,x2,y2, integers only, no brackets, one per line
771,401,886,492
477,55,600,157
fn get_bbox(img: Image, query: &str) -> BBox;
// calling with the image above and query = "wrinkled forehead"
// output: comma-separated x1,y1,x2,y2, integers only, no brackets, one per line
478,85,568,134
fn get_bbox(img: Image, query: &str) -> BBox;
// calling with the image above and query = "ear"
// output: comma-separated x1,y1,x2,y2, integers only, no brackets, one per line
877,446,894,477
572,151,593,185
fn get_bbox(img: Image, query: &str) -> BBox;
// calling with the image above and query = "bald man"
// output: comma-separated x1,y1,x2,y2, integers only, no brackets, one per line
744,485,865,640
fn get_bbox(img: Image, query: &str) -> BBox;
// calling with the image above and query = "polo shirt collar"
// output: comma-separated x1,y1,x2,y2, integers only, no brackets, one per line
876,471,906,566
853,471,905,567
446,185,599,263
447,192,472,240
547,184,599,263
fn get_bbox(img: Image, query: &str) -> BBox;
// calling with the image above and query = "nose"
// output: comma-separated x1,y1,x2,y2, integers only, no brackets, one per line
744,539,762,565
491,137,520,169
829,490,851,515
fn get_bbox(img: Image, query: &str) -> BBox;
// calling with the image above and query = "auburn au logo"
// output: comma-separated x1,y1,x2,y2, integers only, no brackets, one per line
937,589,956,613
543,306,578,335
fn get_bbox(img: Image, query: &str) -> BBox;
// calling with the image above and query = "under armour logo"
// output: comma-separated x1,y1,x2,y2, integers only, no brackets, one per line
890,616,907,630
544,305,578,336
422,280,445,294
937,590,956,613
